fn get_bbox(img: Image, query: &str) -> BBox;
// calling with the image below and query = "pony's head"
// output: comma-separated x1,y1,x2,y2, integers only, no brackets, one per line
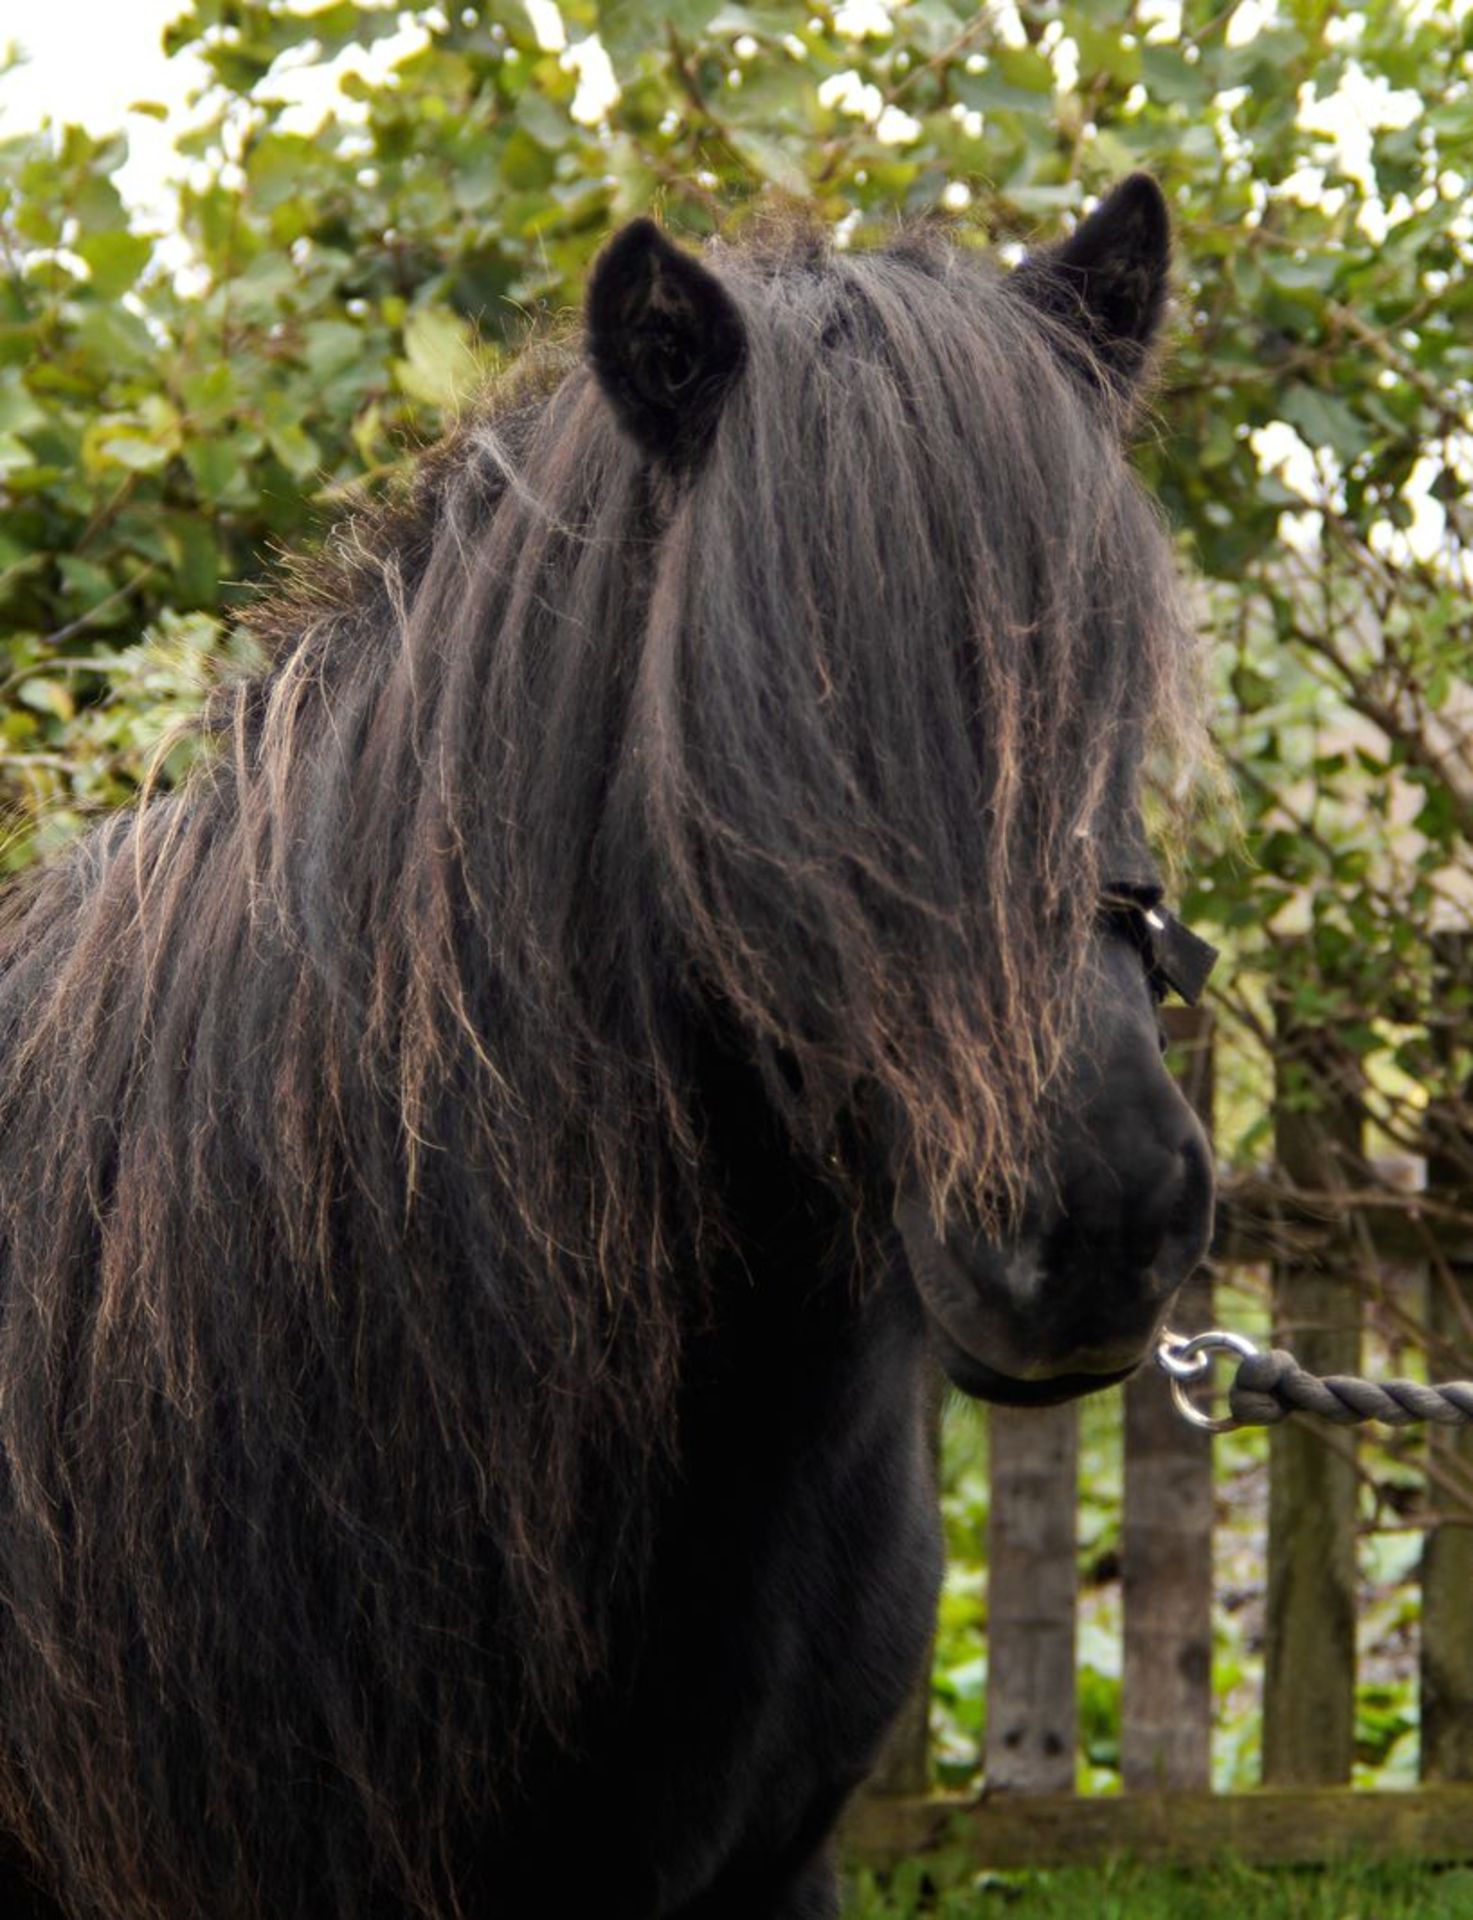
581,175,1214,1404
893,874,1217,1405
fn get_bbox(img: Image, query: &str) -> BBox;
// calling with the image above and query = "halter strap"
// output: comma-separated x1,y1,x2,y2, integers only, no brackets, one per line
1100,886,1219,1007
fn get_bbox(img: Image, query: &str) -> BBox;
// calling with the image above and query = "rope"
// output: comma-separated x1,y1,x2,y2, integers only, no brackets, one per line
1228,1349,1473,1428
1157,1328,1473,1432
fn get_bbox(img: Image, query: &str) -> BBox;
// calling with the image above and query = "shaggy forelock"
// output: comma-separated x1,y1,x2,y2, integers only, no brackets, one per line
624,226,1202,1210
0,217,1202,1917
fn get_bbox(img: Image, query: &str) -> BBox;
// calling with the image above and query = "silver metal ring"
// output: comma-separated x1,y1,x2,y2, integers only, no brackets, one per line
1155,1327,1212,1382
1163,1329,1262,1433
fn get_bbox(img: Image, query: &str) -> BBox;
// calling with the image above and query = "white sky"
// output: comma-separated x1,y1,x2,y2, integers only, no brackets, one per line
0,0,434,226
0,0,189,126
0,0,206,221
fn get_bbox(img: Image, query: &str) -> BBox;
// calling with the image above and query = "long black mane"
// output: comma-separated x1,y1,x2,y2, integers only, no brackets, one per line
0,214,1201,1916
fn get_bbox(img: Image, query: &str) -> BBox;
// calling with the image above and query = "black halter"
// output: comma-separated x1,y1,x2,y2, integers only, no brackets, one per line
1100,884,1219,1007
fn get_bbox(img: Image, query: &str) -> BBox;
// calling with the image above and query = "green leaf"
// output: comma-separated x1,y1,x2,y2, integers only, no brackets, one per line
76,229,154,297
68,169,129,235
162,515,221,608
184,436,244,503
18,679,76,723
598,0,725,65
725,127,809,195
56,556,119,611
0,430,35,476
300,321,365,381
393,307,480,410
82,418,170,475
1140,43,1211,109
1279,384,1374,461
953,68,1049,115
1264,251,1341,294
500,126,558,191
265,418,321,479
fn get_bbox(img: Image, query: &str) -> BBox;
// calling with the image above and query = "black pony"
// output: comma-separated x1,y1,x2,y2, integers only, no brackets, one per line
0,175,1214,1919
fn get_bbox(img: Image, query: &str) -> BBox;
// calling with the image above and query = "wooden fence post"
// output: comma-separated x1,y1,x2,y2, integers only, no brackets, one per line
1121,1003,1215,1790
985,1402,1078,1791
1421,931,1473,1782
1262,1005,1363,1787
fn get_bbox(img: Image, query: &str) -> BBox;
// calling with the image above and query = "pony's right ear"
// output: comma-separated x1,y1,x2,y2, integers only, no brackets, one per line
1014,174,1171,398
586,220,747,468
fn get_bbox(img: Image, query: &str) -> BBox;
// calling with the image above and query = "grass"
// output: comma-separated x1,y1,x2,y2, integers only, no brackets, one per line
844,1857,1473,1918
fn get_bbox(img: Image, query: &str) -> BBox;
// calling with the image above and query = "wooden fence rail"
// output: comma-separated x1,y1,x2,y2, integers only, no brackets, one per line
851,993,1473,1868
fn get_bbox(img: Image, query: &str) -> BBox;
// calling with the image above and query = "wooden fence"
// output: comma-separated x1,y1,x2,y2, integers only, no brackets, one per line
850,996,1473,1870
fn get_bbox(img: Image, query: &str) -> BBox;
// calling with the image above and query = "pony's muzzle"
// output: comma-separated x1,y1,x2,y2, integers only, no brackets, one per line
893,1118,1214,1405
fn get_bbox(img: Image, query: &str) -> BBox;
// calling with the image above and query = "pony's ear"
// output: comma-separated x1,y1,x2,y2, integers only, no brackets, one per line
586,219,747,467
1014,174,1171,395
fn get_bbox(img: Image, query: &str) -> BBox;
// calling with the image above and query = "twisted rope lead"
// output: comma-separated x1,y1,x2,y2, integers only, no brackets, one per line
1157,1328,1473,1432
1229,1350,1473,1428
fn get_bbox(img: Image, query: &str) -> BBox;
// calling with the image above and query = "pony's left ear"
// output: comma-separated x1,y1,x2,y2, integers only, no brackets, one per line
1015,174,1171,396
586,219,747,467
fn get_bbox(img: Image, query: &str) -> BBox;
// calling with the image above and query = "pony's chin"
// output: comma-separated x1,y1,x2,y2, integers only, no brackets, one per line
928,1325,1141,1408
